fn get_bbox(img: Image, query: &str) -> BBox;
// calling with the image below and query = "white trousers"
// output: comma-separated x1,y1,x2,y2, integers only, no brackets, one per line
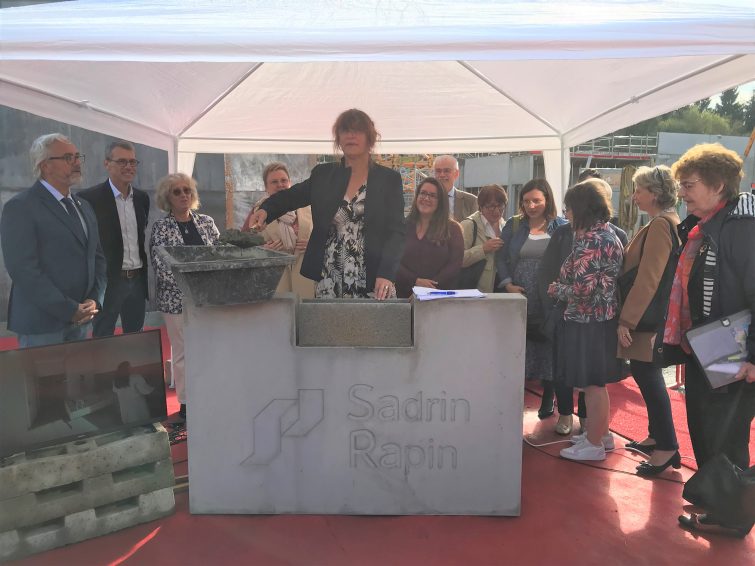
163,313,186,404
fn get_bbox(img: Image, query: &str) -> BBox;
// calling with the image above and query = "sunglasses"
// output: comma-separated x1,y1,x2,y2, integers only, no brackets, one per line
172,187,192,196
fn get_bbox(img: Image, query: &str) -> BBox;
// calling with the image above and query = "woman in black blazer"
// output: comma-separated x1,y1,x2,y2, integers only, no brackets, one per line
247,109,406,300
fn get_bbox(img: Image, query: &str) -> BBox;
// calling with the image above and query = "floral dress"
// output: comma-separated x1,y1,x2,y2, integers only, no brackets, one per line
548,222,624,387
315,185,368,298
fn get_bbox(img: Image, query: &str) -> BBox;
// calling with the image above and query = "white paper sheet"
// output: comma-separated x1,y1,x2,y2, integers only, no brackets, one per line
412,286,486,301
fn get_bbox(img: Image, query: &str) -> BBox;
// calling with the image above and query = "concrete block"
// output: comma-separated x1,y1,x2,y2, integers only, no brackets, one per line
186,294,527,515
297,299,413,347
0,423,170,500
0,458,174,531
0,487,175,562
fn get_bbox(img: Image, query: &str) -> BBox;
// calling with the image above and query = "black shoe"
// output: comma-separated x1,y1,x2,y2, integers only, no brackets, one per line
678,513,752,538
626,440,656,454
635,451,681,476
537,397,555,419
178,404,186,420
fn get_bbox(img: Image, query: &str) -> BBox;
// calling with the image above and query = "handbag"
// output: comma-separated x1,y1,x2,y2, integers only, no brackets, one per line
617,217,678,332
457,219,487,290
682,387,755,529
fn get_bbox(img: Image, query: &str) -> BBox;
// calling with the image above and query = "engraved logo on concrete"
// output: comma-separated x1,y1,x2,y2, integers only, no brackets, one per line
241,389,324,465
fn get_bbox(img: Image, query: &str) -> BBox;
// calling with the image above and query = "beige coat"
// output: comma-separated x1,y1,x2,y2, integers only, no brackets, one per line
461,211,500,293
617,212,680,362
260,206,315,299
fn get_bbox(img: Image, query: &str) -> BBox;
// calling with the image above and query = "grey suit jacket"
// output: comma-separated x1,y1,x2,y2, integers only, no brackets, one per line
0,181,106,334
452,188,478,222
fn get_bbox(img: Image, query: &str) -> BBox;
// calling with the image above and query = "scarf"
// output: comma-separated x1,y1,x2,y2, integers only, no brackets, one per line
663,201,726,352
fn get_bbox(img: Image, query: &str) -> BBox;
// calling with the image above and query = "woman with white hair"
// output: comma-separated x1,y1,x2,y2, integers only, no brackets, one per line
150,173,220,420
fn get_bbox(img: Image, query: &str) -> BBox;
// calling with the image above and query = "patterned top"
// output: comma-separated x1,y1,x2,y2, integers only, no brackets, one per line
150,212,220,314
548,222,623,323
315,185,368,298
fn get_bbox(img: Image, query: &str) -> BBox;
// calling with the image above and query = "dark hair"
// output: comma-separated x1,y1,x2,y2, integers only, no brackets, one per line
578,168,602,182
106,140,135,159
563,180,612,231
672,143,743,202
519,178,557,220
113,361,131,389
408,177,454,244
477,184,508,209
332,109,379,153
262,162,290,186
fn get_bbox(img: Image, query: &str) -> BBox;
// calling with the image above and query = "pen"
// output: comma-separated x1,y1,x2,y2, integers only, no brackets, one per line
428,291,456,295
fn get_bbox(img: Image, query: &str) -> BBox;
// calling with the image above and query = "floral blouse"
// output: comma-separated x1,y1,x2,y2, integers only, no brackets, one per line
547,222,624,323
150,212,220,314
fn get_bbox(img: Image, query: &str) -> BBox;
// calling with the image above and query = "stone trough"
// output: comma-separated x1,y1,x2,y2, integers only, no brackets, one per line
156,245,295,306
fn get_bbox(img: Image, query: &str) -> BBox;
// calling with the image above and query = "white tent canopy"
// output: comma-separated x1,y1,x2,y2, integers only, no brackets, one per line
1,0,754,197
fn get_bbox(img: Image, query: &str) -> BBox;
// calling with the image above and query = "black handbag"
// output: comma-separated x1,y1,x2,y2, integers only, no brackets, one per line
682,387,755,529
617,217,679,332
457,219,487,290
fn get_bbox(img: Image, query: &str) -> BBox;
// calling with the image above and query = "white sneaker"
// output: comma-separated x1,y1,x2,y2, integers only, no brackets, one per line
570,432,615,450
560,440,606,461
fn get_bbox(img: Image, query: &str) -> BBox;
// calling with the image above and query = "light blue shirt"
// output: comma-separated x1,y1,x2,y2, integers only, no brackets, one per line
39,179,88,238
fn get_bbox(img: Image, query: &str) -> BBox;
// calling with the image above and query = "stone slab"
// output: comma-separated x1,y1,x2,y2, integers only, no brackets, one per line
0,423,170,500
0,458,174,532
0,487,175,562
185,294,526,515
297,299,413,347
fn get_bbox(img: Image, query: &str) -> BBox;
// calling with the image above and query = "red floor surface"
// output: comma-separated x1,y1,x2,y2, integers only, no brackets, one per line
3,332,754,564
9,390,754,565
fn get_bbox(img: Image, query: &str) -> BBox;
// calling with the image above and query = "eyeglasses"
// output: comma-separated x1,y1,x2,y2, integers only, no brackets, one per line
171,187,193,196
417,190,438,200
482,203,504,212
433,168,455,175
108,158,140,167
679,178,702,191
48,153,85,164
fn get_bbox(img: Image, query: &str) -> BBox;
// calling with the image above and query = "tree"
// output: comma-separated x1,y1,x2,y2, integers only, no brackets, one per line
714,88,743,122
695,97,711,112
744,92,755,132
656,107,732,135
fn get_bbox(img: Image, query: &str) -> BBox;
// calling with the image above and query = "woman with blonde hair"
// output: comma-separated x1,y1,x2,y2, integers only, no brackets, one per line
617,165,682,475
150,173,220,420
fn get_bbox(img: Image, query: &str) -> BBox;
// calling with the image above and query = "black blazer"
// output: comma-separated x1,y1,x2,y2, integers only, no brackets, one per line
78,180,150,297
260,161,406,290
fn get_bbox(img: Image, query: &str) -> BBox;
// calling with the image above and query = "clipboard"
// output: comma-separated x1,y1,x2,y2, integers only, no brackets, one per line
685,309,751,389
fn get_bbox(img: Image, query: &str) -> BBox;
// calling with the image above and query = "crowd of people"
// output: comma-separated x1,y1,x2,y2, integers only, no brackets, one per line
0,110,753,537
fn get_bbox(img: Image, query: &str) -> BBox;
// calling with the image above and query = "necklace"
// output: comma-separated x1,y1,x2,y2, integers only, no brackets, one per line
177,220,192,235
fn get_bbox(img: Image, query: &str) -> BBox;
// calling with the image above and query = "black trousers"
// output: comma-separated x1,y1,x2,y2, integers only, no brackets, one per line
630,360,678,451
684,362,755,470
554,383,586,418
92,270,147,337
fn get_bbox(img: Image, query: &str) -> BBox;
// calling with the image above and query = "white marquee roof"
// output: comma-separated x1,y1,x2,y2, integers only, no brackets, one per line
1,0,754,193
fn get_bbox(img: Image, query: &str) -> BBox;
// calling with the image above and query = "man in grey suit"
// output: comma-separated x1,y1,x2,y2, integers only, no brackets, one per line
433,155,478,221
0,134,106,348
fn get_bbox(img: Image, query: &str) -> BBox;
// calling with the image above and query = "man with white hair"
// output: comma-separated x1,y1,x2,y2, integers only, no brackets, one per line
0,134,106,347
432,155,478,221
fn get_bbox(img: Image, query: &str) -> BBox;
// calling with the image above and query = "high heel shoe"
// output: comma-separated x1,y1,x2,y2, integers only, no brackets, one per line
554,414,573,435
625,440,656,454
635,451,681,476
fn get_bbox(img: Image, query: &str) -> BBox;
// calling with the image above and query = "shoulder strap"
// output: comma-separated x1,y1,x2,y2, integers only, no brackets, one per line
463,218,478,245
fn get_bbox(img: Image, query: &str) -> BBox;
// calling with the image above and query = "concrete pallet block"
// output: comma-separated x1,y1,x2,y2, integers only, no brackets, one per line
0,457,175,532
0,423,170,500
0,487,175,562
